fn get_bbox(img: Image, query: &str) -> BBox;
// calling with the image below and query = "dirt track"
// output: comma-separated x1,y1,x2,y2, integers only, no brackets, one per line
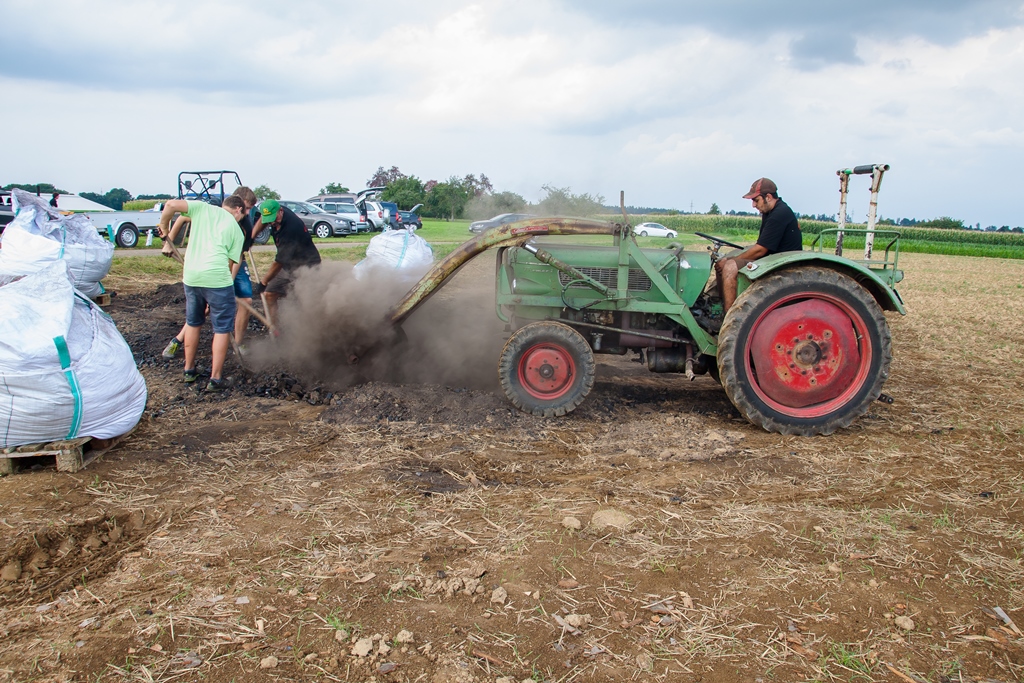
1,253,1023,683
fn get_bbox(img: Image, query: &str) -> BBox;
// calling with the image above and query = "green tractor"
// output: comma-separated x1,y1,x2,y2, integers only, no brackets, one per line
379,207,904,436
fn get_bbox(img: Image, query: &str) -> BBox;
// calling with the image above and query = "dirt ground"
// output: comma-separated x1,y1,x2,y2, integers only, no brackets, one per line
1,253,1023,683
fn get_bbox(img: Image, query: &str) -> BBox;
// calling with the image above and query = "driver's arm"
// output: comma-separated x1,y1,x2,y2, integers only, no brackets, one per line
734,243,768,261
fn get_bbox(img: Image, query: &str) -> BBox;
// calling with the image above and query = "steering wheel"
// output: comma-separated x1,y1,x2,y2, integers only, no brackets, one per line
694,232,743,250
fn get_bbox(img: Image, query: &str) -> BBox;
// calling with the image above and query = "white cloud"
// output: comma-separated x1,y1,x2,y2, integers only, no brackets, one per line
2,1,1022,225
623,132,758,166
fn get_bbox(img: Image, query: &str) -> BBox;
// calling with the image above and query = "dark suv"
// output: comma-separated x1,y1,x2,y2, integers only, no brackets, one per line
398,203,423,230
379,201,401,229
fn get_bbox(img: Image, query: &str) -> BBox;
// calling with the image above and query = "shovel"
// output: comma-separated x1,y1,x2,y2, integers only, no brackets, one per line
245,252,277,335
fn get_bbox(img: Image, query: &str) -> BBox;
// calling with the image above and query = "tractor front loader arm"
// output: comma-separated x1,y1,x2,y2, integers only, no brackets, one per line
386,218,623,327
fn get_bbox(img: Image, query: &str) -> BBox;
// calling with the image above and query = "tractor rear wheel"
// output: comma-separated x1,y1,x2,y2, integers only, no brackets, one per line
717,266,891,436
499,321,595,417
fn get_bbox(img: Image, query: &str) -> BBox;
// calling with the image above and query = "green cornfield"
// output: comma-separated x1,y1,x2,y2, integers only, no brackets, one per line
121,199,162,211
596,214,1024,259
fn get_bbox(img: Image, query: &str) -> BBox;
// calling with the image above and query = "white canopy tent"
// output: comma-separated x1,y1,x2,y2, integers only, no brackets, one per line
45,194,114,212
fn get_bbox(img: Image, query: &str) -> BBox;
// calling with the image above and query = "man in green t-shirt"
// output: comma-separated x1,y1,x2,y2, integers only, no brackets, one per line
157,197,245,392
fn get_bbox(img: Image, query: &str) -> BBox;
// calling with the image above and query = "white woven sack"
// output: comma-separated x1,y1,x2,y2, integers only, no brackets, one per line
353,228,434,280
0,189,114,299
0,262,147,448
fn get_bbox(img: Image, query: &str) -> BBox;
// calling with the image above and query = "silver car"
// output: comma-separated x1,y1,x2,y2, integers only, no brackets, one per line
468,213,536,234
310,201,370,233
279,200,356,238
634,222,678,238
359,199,389,231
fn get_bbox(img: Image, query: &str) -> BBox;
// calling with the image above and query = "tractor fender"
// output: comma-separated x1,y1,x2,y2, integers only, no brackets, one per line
737,252,906,314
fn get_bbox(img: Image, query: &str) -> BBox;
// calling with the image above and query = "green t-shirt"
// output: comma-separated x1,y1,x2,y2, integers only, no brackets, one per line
181,201,244,288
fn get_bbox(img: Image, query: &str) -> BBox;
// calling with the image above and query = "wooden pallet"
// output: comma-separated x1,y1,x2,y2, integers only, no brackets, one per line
93,292,112,307
0,431,132,475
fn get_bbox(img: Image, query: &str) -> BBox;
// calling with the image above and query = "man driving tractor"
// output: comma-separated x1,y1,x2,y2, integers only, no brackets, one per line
714,177,802,311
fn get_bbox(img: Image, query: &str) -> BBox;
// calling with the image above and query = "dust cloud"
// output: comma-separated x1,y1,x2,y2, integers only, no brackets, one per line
244,259,507,392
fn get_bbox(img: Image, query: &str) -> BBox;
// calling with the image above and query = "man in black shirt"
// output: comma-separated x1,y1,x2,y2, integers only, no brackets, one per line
252,199,322,321
714,177,802,312
230,187,260,344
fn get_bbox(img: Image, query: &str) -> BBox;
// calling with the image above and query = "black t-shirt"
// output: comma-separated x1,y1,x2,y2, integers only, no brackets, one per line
271,207,321,270
238,214,255,254
756,198,802,254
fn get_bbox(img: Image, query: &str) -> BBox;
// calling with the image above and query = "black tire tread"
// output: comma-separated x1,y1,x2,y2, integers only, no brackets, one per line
717,266,891,436
116,224,138,248
498,321,595,418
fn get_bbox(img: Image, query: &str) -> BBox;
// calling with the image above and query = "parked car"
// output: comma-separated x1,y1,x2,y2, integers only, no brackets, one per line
398,203,423,231
634,222,677,238
358,199,388,231
379,201,402,229
309,200,370,232
348,187,389,231
306,192,357,204
0,190,14,233
468,213,536,234
277,200,356,238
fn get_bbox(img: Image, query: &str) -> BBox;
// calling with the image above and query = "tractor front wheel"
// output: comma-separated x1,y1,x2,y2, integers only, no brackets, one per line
499,321,595,417
717,266,891,436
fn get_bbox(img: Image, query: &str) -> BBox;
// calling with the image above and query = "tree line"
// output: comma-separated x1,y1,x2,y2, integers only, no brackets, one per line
311,166,607,221
1,183,172,210
8,179,1016,231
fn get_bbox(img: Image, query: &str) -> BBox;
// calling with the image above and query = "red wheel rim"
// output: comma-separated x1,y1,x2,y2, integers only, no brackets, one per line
745,293,873,418
518,343,576,400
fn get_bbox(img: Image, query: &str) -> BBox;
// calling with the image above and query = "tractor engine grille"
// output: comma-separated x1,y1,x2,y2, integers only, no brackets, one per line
558,268,653,291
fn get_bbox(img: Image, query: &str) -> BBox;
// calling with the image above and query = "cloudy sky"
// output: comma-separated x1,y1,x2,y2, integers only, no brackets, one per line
3,0,1023,226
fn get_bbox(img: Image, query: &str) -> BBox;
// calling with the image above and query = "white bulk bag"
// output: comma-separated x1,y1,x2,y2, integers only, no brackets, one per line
0,189,114,299
0,262,147,448
354,228,434,280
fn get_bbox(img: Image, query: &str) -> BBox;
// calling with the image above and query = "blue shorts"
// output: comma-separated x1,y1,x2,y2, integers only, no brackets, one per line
233,260,252,299
184,284,237,334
